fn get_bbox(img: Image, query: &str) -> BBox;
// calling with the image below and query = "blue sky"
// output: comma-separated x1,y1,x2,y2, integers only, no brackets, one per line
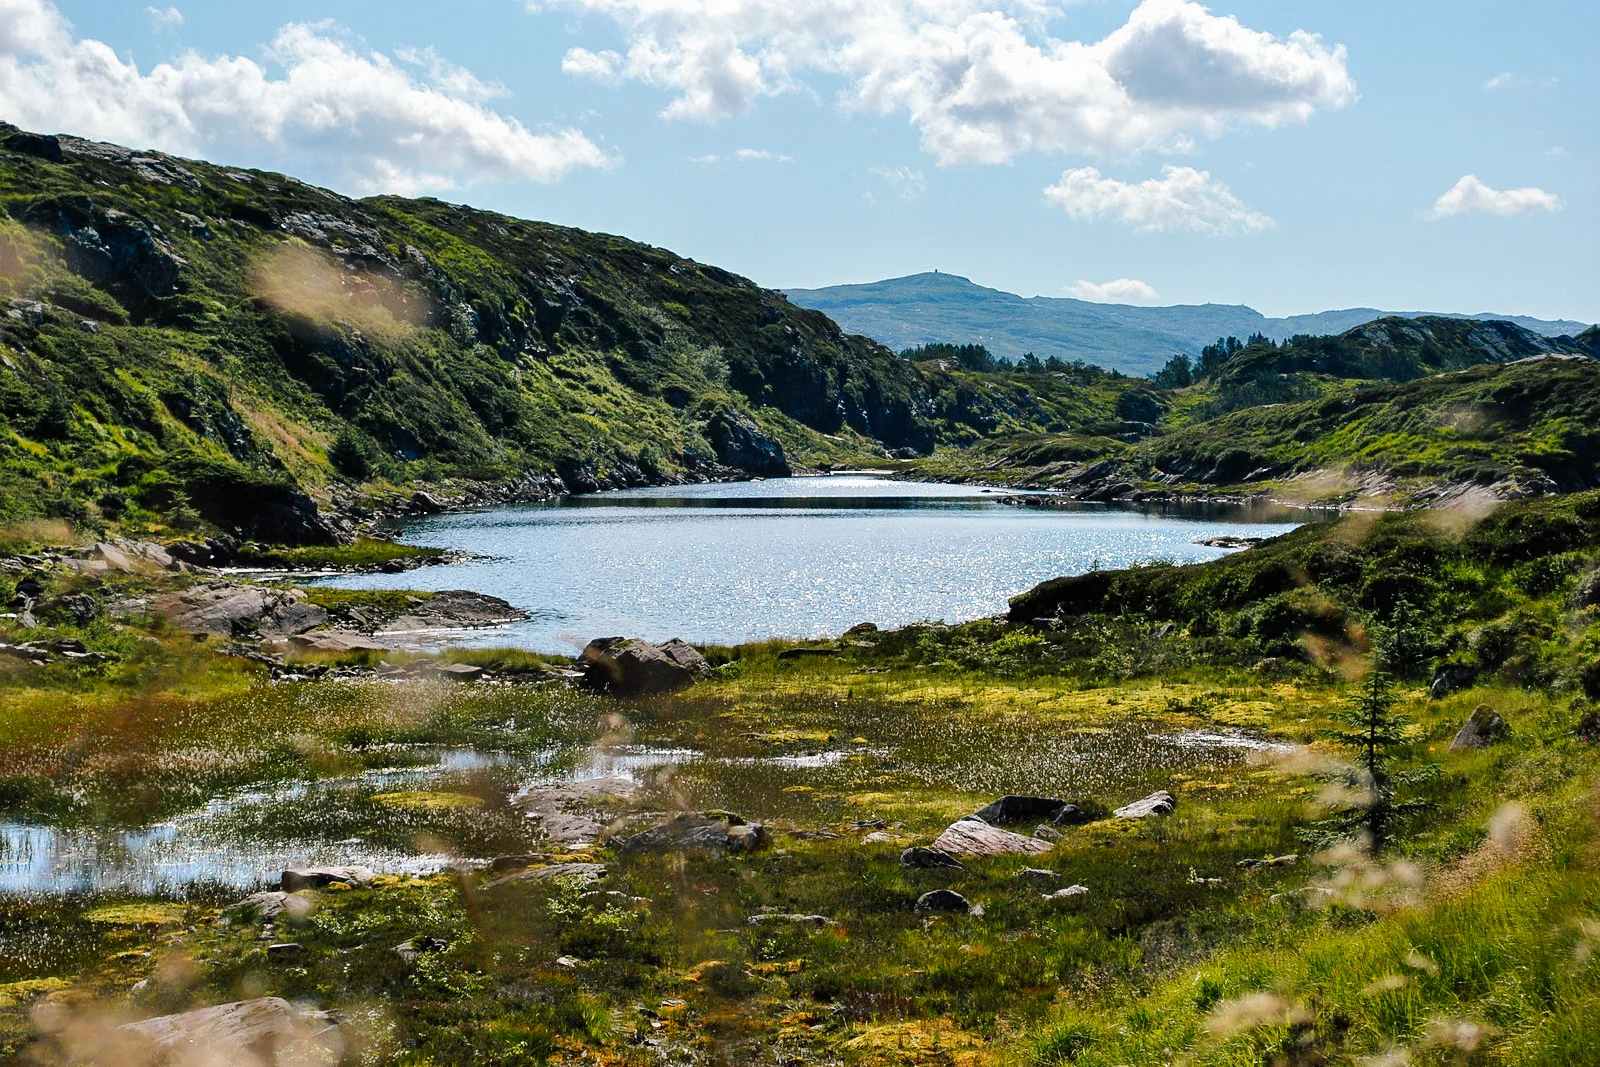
4,0,1594,321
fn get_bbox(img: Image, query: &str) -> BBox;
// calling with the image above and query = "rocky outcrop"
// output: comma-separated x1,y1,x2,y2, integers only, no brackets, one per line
703,408,790,476
120,998,338,1060
377,589,524,633
932,818,1054,858
151,584,279,637
972,795,1073,826
900,846,964,870
580,637,712,695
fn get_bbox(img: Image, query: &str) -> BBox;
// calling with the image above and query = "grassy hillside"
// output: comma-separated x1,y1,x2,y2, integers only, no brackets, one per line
914,325,1600,506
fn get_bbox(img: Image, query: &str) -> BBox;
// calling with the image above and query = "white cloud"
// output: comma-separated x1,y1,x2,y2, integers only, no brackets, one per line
868,164,926,199
1426,175,1562,220
1483,72,1516,90
1044,165,1273,235
734,147,791,162
145,6,183,30
562,46,621,81
0,0,612,193
688,153,721,164
1546,145,1567,156
542,0,1353,165
1066,278,1160,303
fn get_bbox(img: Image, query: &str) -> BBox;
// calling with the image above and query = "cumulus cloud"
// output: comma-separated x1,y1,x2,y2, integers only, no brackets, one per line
546,0,1353,165
734,147,791,162
1066,278,1160,303
0,0,612,193
145,6,183,30
868,164,927,199
1044,165,1273,234
1426,175,1562,220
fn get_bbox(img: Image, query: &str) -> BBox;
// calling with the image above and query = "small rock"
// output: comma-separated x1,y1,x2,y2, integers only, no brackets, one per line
899,846,965,870
1449,704,1508,751
1237,854,1300,870
1032,825,1063,843
846,622,879,635
746,914,834,927
432,662,488,682
265,942,305,960
1113,791,1176,819
411,491,447,514
555,955,580,968
395,936,449,962
1018,868,1057,884
1044,885,1090,900
227,891,302,921
616,816,767,856
281,866,375,891
862,831,897,844
1051,804,1093,826
916,889,976,914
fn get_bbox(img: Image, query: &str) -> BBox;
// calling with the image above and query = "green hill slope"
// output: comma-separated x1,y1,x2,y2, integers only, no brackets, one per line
0,125,964,541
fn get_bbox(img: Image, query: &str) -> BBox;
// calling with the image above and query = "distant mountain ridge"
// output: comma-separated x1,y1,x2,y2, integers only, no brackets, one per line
785,272,1593,375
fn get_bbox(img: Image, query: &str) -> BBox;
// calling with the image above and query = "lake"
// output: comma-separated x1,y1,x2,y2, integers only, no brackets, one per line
322,476,1304,652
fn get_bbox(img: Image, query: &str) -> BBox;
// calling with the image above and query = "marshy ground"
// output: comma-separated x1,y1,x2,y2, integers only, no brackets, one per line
4,495,1600,1065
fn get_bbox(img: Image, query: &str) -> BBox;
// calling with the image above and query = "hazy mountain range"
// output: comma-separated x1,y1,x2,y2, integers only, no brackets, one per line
785,272,1594,375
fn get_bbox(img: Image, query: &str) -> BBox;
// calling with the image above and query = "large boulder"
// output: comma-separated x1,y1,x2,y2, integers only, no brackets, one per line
1449,704,1509,751
120,998,338,1060
916,889,978,915
517,776,638,847
932,818,1054,858
1113,791,1176,819
900,846,964,870
150,583,279,637
972,795,1071,825
580,637,712,695
281,866,375,891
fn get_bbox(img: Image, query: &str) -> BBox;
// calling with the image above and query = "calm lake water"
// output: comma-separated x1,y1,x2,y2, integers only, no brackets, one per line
323,476,1304,652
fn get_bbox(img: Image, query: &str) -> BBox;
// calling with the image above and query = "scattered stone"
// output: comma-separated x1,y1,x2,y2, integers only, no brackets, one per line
851,819,888,831
555,956,581,968
281,866,375,891
120,998,338,1060
1044,885,1090,900
395,936,449,962
580,636,712,695
1236,855,1300,870
1113,791,1176,819
57,593,99,625
411,491,447,514
1449,704,1509,751
916,889,977,915
86,540,175,574
1429,664,1478,700
846,622,879,635
1032,825,1063,843
490,854,551,872
899,846,965,870
746,914,834,927
615,815,768,855
266,942,306,961
430,662,488,682
259,600,330,638
972,795,1071,825
1018,868,1057,884
932,819,1054,857
787,828,841,841
485,862,608,890
862,831,897,844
